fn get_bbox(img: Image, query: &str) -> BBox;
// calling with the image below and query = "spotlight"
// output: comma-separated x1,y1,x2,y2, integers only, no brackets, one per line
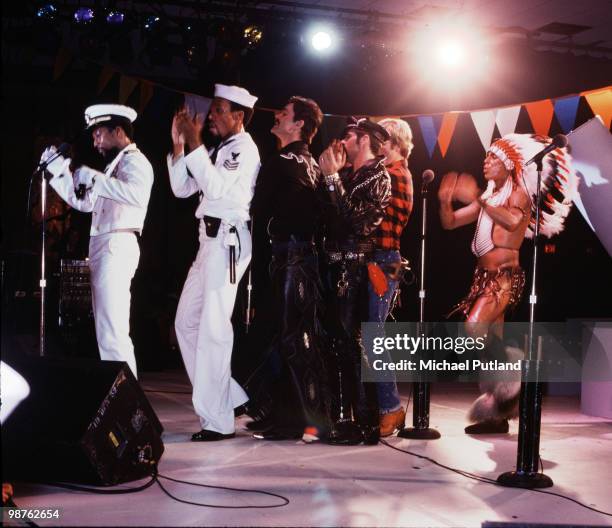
304,25,338,55
106,10,125,25
436,40,465,68
243,25,263,49
36,4,57,21
410,22,489,90
312,31,332,51
74,7,95,24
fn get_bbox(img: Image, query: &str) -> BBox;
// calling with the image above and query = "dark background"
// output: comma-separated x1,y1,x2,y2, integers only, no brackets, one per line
2,2,611,377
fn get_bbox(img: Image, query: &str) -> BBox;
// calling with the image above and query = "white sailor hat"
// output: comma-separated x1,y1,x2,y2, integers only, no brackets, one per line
84,104,138,129
214,84,257,108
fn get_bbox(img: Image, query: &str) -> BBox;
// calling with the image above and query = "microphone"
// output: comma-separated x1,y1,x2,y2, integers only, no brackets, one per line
421,169,435,194
524,134,567,167
36,143,71,173
422,169,435,185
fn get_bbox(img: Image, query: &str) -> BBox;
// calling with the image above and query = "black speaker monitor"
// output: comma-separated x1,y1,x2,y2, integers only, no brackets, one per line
2,356,164,486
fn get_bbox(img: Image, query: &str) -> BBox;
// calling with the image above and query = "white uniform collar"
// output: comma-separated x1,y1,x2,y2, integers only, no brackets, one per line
105,143,138,175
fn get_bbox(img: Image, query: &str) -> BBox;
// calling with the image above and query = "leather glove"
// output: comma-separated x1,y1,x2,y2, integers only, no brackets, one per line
40,146,71,178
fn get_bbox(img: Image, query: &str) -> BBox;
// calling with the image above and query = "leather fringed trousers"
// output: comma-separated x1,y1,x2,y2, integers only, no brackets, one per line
268,240,331,432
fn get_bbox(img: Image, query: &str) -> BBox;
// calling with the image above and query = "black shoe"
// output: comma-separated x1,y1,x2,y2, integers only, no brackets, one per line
325,421,364,445
253,428,303,441
191,429,236,442
245,415,276,431
234,403,250,417
465,419,509,435
361,425,380,445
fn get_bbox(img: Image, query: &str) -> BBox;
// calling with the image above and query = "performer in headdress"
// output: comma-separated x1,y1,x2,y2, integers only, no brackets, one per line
438,134,577,434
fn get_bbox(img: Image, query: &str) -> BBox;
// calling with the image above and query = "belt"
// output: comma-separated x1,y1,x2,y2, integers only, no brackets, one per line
327,251,369,264
201,216,251,285
270,234,315,244
202,215,251,230
110,228,140,238
325,242,374,254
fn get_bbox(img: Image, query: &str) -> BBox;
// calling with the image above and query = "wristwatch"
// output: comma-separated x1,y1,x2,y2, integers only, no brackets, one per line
325,173,339,192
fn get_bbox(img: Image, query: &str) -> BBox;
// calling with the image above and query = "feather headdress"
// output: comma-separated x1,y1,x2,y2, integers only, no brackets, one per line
488,133,578,238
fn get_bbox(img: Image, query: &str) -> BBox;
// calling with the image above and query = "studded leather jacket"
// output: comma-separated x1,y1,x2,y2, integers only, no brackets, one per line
323,156,391,246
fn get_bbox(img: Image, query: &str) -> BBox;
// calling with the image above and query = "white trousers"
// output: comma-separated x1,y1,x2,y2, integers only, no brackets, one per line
0,361,30,424
175,224,251,434
88,232,140,378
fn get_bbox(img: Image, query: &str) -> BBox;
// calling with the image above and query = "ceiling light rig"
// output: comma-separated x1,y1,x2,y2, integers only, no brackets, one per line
243,25,263,49
73,7,95,25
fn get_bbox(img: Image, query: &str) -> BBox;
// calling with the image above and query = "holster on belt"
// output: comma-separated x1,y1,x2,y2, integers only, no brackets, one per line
367,262,388,297
203,215,221,238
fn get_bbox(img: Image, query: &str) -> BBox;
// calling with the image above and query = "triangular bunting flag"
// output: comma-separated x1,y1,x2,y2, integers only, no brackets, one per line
470,110,496,150
139,81,155,113
418,116,438,158
320,114,347,147
184,94,212,120
97,65,116,94
53,47,72,81
119,75,139,104
524,99,554,136
370,116,391,123
437,112,459,158
583,88,612,130
495,106,521,137
554,95,580,133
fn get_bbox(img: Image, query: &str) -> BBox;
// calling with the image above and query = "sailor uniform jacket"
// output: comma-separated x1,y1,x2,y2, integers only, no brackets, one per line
49,143,154,236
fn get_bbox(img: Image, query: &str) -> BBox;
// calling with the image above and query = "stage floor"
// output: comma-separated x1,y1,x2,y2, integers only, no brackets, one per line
6,371,612,527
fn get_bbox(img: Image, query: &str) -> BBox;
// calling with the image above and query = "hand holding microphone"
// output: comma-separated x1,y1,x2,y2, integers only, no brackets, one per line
38,144,71,179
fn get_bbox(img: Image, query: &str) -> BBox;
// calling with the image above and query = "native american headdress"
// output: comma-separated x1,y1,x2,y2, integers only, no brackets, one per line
487,133,578,238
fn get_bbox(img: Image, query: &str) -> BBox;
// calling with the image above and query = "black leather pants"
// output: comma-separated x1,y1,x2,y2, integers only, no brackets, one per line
268,240,331,433
324,259,379,431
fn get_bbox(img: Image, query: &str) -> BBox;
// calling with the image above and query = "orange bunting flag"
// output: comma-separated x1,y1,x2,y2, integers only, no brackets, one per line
437,112,459,158
524,99,554,136
583,88,612,130
119,75,139,104
139,81,154,113
97,65,116,94
53,47,72,81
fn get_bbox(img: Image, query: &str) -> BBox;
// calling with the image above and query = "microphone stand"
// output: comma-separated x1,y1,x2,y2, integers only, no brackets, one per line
245,217,254,334
497,155,553,488
398,177,440,440
32,167,51,357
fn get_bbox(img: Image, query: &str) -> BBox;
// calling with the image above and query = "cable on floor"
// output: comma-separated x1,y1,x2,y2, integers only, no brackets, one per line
380,438,612,518
27,466,289,510
155,472,289,509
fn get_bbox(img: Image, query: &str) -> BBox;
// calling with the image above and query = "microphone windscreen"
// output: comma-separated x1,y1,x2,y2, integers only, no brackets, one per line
57,143,71,155
422,169,435,185
553,134,568,148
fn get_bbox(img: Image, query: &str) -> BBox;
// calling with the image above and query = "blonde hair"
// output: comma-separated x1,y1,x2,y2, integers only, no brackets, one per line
378,118,414,159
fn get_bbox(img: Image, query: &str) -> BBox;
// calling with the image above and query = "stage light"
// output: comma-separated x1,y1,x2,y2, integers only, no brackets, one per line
410,21,490,91
36,4,57,21
243,25,263,49
436,40,466,68
143,15,160,31
106,10,125,25
74,7,95,24
312,31,332,51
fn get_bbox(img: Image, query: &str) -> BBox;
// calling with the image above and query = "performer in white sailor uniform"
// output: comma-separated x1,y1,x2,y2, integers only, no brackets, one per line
39,104,154,378
168,84,261,441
